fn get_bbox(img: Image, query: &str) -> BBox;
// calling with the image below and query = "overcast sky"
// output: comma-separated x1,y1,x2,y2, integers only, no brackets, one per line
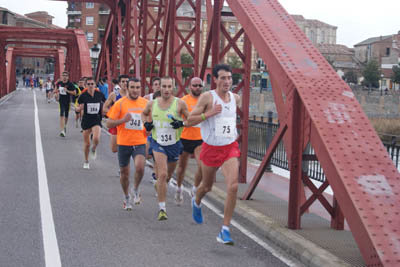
1,0,399,47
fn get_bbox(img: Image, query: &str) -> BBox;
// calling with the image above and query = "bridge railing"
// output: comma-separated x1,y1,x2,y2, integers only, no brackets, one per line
247,115,400,182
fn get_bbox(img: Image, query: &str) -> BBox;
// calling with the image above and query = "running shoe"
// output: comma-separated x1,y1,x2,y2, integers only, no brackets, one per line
60,130,65,137
216,229,234,245
174,189,183,206
123,196,132,211
83,162,90,169
150,172,157,184
157,209,168,221
133,192,142,205
90,149,97,160
191,197,203,224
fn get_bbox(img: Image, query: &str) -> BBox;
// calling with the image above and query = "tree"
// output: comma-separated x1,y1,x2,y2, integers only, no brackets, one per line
227,55,242,85
362,60,380,89
392,63,400,88
181,53,193,80
343,70,358,84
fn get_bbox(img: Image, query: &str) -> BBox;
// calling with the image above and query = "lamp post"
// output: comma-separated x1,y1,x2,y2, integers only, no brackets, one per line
380,73,384,96
91,44,100,77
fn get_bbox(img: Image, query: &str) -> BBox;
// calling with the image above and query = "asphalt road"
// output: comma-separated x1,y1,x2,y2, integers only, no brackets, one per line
0,88,293,267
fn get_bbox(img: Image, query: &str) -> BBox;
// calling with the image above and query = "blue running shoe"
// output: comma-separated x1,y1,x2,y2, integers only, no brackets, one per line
191,198,203,224
216,229,234,245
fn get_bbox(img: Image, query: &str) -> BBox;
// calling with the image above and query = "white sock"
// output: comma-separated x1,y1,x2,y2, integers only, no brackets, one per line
192,186,197,193
177,186,182,192
125,194,130,200
193,199,201,208
159,202,166,211
222,225,230,232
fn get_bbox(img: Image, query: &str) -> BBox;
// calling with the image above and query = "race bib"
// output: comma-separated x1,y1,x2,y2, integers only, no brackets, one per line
157,127,176,146
125,113,142,130
87,103,100,114
59,86,66,95
215,117,236,138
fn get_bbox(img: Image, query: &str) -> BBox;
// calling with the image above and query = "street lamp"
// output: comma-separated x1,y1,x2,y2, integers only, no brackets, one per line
5,60,8,67
91,44,100,76
380,73,384,96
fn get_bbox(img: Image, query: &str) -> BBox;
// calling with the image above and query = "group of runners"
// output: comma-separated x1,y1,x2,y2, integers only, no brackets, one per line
52,63,241,245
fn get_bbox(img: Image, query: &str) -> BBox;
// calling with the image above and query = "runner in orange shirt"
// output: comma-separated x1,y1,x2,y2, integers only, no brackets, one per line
174,77,204,205
106,78,148,211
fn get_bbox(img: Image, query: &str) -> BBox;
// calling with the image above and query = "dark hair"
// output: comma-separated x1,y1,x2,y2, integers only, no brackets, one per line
62,71,69,75
112,79,118,84
212,64,232,78
118,74,129,82
129,77,140,83
102,77,107,82
152,77,161,84
86,77,95,82
79,77,86,82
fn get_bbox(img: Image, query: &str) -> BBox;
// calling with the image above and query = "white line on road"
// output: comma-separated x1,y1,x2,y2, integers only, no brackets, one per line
33,91,62,267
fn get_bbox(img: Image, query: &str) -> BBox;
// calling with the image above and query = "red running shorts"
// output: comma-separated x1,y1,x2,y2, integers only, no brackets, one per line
108,127,117,135
200,141,240,167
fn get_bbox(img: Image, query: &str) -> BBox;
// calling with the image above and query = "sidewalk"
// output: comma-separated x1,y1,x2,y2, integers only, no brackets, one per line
180,157,365,267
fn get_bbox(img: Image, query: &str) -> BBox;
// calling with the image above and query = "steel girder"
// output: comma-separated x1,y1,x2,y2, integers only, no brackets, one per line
231,0,400,266
0,26,91,97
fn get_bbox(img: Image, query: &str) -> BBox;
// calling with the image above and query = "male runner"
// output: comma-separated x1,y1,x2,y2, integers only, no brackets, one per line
45,77,53,103
187,64,241,245
72,78,84,128
144,77,161,100
106,78,148,210
141,77,189,220
76,77,106,169
104,74,129,153
54,71,77,137
144,77,162,183
174,77,204,205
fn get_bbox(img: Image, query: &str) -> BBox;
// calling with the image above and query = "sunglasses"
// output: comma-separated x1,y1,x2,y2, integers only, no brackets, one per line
192,84,203,87
87,83,95,85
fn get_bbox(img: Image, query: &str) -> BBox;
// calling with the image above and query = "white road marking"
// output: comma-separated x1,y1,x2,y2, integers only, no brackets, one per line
33,91,62,267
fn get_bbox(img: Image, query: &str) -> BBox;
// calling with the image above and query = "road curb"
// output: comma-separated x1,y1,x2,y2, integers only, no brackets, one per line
182,168,351,267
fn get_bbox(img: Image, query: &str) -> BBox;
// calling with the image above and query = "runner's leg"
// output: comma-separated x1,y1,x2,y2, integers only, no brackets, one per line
220,157,239,226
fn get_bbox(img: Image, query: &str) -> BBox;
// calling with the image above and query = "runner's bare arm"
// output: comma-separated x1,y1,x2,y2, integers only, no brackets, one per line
234,93,241,109
178,99,190,122
141,100,153,123
103,92,116,113
76,103,84,113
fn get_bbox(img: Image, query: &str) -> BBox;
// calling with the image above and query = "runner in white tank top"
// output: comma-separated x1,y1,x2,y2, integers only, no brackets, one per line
186,64,241,245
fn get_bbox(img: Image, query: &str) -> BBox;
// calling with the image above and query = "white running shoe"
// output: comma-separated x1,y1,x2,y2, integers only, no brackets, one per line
90,149,97,160
133,192,142,205
83,162,90,169
174,189,184,206
59,130,65,137
123,196,132,211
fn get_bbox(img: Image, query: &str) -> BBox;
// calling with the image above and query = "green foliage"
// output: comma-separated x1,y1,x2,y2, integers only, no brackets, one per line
228,55,242,85
362,60,381,88
392,64,400,85
181,53,193,80
343,70,358,84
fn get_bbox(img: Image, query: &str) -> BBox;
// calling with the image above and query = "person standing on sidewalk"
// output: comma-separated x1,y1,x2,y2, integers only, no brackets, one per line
54,71,77,137
174,77,204,205
187,64,241,245
141,77,190,221
76,77,106,169
106,78,148,211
